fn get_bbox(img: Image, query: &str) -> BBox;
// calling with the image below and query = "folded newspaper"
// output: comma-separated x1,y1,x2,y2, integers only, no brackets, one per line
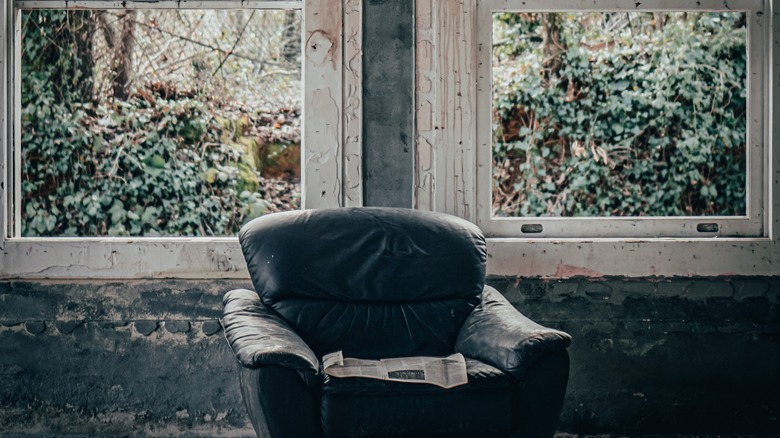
322,351,468,389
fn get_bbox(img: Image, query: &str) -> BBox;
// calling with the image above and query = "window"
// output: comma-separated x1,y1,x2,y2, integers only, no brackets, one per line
0,0,363,278
477,0,766,238
21,8,302,238
415,0,779,277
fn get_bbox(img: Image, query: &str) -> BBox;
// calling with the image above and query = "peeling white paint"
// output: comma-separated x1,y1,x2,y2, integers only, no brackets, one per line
344,153,361,192
486,238,780,278
304,87,341,206
15,1,303,10
417,100,432,132
302,0,344,209
417,40,433,73
0,1,7,250
417,137,433,173
343,0,363,206
417,0,432,30
305,31,335,68
2,239,248,279
414,0,435,211
414,0,476,221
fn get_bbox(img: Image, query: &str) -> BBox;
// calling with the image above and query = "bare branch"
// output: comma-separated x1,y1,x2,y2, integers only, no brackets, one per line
212,10,257,77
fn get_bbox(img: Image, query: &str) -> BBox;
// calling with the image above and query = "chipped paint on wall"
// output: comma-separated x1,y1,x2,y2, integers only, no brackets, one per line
414,0,476,220
487,238,780,278
302,0,343,209
343,0,363,206
1,240,248,279
414,0,435,211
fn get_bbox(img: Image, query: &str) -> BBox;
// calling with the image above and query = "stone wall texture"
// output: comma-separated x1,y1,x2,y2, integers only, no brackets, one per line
1,277,778,436
488,276,780,435
0,280,255,437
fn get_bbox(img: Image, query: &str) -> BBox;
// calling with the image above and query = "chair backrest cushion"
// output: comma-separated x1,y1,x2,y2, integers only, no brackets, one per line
239,207,487,359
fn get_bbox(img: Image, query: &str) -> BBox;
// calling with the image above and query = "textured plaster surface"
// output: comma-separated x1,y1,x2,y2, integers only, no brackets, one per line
488,276,780,435
362,0,414,208
0,280,255,437
343,0,363,207
414,0,477,219
1,278,779,435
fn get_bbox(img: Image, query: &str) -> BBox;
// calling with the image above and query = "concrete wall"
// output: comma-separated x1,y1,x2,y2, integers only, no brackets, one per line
0,280,255,436
362,0,415,207
491,277,780,434
2,278,778,435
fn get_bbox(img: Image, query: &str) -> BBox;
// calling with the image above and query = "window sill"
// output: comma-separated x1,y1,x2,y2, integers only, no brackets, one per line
486,236,779,278
3,234,777,280
0,238,249,279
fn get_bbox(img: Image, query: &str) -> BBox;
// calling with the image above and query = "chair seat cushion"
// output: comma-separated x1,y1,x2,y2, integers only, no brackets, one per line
320,358,515,437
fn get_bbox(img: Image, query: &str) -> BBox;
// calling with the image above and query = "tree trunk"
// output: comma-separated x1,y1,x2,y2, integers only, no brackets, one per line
70,12,97,102
22,10,96,103
112,11,137,100
281,10,301,65
541,13,563,81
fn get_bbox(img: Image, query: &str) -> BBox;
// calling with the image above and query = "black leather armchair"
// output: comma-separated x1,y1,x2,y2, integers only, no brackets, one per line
222,207,571,438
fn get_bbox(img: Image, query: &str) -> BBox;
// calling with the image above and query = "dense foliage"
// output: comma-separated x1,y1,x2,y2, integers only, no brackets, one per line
22,94,300,236
492,12,747,217
21,10,299,237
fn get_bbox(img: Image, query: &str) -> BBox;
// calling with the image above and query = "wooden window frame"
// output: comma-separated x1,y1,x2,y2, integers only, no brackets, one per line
0,0,363,279
415,0,780,277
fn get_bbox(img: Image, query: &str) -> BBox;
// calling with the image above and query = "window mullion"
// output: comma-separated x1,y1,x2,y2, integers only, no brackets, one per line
301,0,344,209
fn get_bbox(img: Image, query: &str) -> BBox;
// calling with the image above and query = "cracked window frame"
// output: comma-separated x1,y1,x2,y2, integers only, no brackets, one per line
475,0,769,239
0,0,358,279
416,0,779,277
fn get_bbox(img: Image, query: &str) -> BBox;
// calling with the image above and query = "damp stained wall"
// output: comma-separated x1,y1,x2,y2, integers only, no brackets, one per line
0,280,253,436
2,277,778,435
362,0,415,208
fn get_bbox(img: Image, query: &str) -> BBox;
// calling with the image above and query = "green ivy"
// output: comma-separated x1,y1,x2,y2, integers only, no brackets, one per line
20,10,296,237
492,12,747,217
21,94,282,237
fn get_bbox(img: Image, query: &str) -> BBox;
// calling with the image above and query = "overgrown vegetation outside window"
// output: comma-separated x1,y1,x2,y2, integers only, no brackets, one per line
492,11,747,218
21,9,301,237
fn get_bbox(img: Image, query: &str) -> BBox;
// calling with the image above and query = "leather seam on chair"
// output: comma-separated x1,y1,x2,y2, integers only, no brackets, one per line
266,296,482,306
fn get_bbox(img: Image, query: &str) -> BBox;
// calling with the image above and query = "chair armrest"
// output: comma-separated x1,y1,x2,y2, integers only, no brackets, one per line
455,286,571,378
222,289,320,383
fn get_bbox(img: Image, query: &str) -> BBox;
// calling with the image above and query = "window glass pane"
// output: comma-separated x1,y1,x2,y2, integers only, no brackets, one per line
491,11,747,218
21,9,301,237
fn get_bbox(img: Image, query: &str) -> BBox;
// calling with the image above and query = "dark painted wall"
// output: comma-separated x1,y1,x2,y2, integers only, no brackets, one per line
0,280,254,436
2,278,778,435
490,277,780,434
362,0,415,207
